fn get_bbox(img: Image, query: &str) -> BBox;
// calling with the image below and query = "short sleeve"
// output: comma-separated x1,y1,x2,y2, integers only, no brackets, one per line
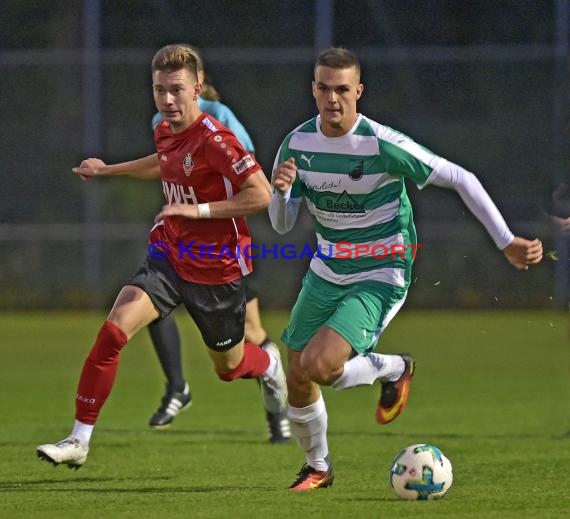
379,138,438,187
204,130,261,187
375,126,441,187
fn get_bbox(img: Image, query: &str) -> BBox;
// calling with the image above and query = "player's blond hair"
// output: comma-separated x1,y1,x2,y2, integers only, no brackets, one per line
152,44,221,101
151,44,199,83
315,47,361,81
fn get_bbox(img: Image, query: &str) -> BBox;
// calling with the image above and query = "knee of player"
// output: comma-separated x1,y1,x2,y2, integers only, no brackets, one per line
214,358,243,382
300,354,336,386
217,367,238,382
309,369,337,386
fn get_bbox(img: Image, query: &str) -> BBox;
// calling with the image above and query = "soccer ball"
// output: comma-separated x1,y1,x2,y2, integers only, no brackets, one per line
390,443,453,500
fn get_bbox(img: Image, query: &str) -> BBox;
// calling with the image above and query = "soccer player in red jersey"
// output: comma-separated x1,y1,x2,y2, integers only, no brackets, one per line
36,44,288,468
148,46,290,443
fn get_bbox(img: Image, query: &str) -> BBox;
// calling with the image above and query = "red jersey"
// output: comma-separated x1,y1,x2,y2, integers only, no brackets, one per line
150,113,261,284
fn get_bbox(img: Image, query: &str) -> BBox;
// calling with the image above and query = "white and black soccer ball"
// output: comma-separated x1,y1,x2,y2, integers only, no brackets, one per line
390,443,453,500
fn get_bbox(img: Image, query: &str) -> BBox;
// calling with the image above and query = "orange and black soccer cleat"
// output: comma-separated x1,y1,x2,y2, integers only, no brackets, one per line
376,354,415,425
289,458,334,491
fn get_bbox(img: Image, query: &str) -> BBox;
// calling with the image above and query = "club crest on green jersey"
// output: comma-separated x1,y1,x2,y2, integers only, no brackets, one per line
349,159,364,181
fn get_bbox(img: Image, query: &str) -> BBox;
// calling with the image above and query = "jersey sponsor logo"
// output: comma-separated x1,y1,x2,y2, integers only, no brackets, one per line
182,153,194,176
300,153,315,167
232,154,256,175
162,181,198,205
315,190,365,213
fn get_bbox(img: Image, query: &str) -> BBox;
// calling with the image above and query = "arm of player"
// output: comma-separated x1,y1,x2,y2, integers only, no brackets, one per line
72,154,161,181
155,169,271,221
268,157,302,234
427,160,543,270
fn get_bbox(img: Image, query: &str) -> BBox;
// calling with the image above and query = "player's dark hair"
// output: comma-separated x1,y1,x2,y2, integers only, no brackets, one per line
152,44,199,83
315,47,361,80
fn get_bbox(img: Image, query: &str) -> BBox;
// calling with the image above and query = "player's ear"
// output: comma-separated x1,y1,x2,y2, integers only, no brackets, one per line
193,82,202,101
356,83,364,100
312,81,317,99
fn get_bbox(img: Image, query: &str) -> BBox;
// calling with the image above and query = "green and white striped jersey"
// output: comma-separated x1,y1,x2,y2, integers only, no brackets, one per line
272,114,443,289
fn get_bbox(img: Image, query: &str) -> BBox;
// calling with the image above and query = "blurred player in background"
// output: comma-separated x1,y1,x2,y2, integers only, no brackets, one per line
546,181,570,235
148,45,290,443
36,44,288,469
269,47,543,490
544,181,570,307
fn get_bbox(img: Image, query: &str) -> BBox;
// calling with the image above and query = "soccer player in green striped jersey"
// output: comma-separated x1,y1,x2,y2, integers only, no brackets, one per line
269,47,543,491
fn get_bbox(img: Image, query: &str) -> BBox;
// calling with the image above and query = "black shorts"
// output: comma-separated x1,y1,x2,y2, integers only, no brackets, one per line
129,256,246,352
244,274,259,303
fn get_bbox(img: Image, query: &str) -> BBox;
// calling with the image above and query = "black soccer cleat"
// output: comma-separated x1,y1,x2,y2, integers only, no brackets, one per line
266,410,291,444
149,382,192,429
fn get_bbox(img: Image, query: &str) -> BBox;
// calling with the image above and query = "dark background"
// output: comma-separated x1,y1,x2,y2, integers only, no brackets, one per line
0,0,567,310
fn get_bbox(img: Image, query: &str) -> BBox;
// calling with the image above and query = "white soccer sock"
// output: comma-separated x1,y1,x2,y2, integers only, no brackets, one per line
287,394,329,472
331,353,405,390
71,420,94,445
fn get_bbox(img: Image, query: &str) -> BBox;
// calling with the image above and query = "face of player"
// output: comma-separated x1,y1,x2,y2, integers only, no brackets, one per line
153,68,202,133
312,65,363,137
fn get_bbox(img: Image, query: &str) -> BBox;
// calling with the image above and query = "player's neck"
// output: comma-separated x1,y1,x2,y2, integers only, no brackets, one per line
170,108,203,134
320,115,358,137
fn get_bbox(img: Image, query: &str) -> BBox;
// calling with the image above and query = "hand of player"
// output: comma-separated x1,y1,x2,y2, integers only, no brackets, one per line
72,158,107,181
155,203,200,222
272,157,296,194
502,237,543,270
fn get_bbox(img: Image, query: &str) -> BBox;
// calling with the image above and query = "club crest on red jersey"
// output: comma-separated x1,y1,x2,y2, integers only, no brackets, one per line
182,153,194,176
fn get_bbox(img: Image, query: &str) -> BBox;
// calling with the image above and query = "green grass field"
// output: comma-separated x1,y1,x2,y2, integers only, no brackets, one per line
1,310,568,518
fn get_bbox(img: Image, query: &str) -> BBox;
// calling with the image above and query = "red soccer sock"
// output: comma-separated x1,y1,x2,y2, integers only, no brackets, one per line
218,342,270,381
75,320,128,425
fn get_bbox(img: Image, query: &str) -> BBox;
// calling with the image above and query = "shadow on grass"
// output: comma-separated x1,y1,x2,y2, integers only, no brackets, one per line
98,428,254,436
0,474,176,489
1,478,268,494
95,428,569,441
4,427,567,452
335,496,406,503
93,427,280,446
329,430,570,441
